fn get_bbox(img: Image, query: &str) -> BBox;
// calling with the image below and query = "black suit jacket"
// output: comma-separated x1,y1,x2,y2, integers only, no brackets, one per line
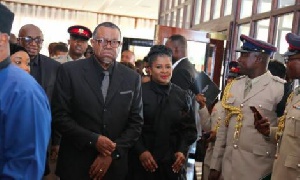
52,57,143,180
30,54,61,148
30,54,60,101
171,58,197,91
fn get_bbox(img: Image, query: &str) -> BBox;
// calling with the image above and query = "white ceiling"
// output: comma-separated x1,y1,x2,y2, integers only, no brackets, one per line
3,0,160,19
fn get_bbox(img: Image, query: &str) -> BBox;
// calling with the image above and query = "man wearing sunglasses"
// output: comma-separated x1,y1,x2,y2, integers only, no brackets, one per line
17,24,60,176
52,22,143,180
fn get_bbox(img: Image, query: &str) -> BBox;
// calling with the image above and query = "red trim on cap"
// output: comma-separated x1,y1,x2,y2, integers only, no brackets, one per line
69,28,90,37
289,44,300,51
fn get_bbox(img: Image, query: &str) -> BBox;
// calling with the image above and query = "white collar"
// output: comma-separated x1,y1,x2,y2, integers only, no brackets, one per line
172,57,187,69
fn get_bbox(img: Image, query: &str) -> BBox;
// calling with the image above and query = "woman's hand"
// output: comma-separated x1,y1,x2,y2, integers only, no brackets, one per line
172,152,186,173
139,151,158,172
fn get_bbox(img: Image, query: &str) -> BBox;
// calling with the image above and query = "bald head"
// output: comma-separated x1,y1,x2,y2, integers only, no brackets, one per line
18,24,44,59
18,24,43,37
121,50,135,66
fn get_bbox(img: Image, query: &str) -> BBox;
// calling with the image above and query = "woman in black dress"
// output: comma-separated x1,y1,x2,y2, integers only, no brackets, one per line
129,45,197,180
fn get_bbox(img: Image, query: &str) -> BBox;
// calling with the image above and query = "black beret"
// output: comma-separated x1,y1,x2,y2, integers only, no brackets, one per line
284,33,300,56
236,34,277,56
0,3,14,35
68,25,92,41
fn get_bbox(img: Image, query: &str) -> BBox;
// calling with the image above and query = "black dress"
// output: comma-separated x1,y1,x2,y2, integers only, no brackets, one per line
129,81,197,180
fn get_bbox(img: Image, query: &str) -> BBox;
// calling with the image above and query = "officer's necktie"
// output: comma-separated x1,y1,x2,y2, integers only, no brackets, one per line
101,71,109,101
244,79,252,98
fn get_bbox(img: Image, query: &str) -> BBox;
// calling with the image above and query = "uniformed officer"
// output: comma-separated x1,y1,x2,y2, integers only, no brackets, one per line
208,34,285,180
255,33,300,180
62,25,92,63
196,61,240,180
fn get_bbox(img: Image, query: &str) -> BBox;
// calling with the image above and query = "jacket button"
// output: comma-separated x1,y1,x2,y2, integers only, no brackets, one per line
240,104,244,107
233,144,238,149
297,164,300,168
104,109,107,112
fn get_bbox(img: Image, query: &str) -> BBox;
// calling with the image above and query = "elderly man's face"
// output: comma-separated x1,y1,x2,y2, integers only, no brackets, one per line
91,26,121,66
18,25,44,58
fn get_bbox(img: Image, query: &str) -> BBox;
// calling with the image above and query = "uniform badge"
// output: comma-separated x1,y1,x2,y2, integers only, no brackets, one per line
78,28,84,34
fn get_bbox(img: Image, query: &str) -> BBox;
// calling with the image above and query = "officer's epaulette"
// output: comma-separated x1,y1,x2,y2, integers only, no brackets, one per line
271,75,286,84
234,75,246,80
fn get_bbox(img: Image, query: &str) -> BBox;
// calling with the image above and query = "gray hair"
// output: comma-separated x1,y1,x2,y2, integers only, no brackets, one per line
92,22,121,39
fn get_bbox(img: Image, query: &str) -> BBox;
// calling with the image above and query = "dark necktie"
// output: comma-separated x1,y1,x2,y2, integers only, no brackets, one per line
102,71,110,101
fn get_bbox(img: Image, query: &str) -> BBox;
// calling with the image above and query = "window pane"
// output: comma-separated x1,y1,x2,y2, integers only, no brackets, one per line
236,23,250,57
240,0,253,18
187,41,207,72
184,5,192,28
194,0,202,24
203,0,211,22
224,0,232,16
172,10,177,27
255,19,270,42
275,13,293,55
213,0,222,19
257,0,271,13
278,0,295,8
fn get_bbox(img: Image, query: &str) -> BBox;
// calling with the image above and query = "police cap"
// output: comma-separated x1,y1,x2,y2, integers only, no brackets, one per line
68,25,92,41
236,34,277,56
284,33,300,57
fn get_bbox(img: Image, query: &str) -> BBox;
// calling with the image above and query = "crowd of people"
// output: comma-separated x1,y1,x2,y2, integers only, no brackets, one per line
1,2,300,180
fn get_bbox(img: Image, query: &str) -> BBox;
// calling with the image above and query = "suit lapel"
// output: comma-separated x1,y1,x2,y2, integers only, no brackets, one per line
39,55,47,89
243,72,271,102
83,58,104,104
105,63,124,105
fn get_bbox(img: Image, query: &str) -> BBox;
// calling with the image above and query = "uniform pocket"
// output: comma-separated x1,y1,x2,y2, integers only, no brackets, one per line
284,155,300,171
252,145,274,157
285,116,300,137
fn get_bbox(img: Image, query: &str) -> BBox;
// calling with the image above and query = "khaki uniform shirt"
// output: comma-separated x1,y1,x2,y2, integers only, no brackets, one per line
210,71,285,180
271,88,300,180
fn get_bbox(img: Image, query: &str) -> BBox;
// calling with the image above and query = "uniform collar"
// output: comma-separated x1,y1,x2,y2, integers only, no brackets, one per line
67,54,85,62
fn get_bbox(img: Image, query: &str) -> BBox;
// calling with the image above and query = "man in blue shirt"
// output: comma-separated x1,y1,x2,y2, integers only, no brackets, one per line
0,4,51,179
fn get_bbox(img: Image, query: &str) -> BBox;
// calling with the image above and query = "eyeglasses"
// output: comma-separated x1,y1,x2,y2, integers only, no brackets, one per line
18,36,44,44
94,38,121,48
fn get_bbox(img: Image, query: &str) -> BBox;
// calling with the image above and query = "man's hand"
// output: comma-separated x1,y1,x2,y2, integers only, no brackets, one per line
208,169,221,180
95,136,116,156
206,131,217,143
195,94,206,109
50,145,59,160
172,152,186,173
254,114,270,136
139,151,158,172
89,155,112,180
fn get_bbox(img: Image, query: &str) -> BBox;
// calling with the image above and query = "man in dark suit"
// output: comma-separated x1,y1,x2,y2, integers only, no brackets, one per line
165,34,200,179
17,24,61,176
165,34,197,91
51,22,143,180
18,24,60,101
